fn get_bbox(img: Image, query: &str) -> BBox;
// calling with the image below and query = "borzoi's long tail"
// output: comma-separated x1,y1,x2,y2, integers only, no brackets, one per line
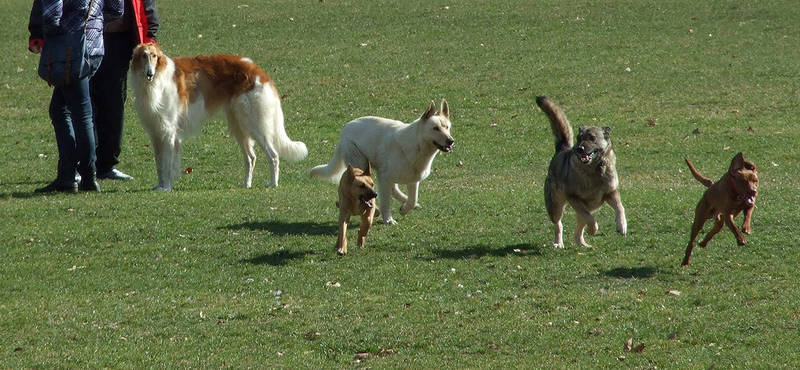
309,142,346,183
271,102,308,163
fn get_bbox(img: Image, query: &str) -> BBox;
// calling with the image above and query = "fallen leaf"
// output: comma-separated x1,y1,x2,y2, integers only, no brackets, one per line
647,119,656,126
723,146,730,150
324,281,341,288
668,289,681,296
747,126,754,132
632,343,646,353
623,337,633,351
668,332,678,340
692,128,701,135
304,331,321,341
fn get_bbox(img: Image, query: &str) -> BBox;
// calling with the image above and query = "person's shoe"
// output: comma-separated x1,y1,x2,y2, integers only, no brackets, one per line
78,179,101,192
97,169,133,180
34,180,78,194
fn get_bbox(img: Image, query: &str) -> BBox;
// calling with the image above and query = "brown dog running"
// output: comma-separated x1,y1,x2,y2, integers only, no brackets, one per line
335,164,378,255
682,152,758,266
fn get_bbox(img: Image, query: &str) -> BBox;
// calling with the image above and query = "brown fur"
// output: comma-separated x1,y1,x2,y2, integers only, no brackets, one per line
335,164,378,255
536,96,627,248
682,152,759,266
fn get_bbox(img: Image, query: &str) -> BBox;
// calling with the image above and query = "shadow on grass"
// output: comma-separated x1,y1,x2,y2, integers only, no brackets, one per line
426,243,542,260
603,266,658,279
242,249,318,266
223,220,338,237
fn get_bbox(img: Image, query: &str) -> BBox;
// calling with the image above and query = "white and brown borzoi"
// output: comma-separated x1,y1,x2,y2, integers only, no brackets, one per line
130,43,307,190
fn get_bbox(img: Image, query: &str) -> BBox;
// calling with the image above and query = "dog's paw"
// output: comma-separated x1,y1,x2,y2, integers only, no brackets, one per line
617,223,627,236
152,185,172,191
399,203,420,216
742,227,752,235
737,239,747,246
588,222,598,235
264,182,277,188
239,182,252,188
383,218,398,225
553,242,564,249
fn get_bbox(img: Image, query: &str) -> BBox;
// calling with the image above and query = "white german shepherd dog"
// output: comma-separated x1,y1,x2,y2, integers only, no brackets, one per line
130,43,307,190
310,100,454,224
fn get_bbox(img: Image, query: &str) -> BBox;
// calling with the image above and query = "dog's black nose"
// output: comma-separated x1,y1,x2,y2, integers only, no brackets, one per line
577,145,585,153
446,138,454,146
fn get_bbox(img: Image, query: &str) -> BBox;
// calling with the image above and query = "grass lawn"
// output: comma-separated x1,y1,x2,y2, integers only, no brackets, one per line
2,0,799,368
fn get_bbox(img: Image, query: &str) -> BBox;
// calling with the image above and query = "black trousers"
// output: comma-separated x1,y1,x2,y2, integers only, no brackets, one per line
90,32,137,174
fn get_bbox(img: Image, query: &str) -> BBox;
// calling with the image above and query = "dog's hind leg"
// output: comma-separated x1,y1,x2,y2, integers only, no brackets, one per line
399,182,421,216
605,190,628,236
567,197,598,236
227,110,256,188
574,216,592,248
377,178,397,224
391,184,409,203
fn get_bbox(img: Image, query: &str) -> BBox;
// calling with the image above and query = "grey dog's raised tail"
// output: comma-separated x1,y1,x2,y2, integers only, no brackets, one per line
684,158,714,187
536,96,573,153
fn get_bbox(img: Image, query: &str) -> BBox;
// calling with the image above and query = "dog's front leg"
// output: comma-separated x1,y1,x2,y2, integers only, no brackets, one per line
336,211,349,255
399,182,421,216
605,190,627,235
358,209,374,248
723,213,746,245
741,206,754,235
151,134,178,190
378,180,396,224
698,217,725,248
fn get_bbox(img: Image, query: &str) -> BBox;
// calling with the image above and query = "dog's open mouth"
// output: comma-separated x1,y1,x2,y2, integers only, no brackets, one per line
742,195,756,206
579,151,596,164
434,141,453,153
360,195,376,209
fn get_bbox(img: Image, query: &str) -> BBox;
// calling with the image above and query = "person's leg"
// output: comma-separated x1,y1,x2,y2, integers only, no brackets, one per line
35,87,78,193
92,33,135,179
71,57,101,191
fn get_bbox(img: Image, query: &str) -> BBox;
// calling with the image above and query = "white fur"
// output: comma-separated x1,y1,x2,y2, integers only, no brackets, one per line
130,45,307,190
311,100,454,224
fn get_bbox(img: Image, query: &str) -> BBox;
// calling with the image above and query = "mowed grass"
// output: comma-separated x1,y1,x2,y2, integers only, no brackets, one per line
2,0,800,368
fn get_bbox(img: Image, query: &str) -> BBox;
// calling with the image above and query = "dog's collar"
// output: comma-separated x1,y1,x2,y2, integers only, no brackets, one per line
728,175,742,199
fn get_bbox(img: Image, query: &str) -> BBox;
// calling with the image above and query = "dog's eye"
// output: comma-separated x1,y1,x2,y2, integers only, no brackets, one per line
360,184,366,188
433,127,440,131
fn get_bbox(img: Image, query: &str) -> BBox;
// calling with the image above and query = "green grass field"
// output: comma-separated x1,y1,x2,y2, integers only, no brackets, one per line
2,0,800,368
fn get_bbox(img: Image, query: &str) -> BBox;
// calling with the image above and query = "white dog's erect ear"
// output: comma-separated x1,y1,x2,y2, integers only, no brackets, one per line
439,99,450,118
423,100,437,120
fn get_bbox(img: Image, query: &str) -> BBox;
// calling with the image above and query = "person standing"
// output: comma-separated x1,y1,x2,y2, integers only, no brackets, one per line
28,0,125,193
92,0,159,180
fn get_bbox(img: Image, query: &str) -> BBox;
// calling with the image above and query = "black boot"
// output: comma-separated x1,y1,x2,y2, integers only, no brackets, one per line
35,159,78,193
78,163,101,192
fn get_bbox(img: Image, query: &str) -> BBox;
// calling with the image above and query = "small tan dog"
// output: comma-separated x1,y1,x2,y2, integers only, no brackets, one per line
682,152,759,266
335,164,378,255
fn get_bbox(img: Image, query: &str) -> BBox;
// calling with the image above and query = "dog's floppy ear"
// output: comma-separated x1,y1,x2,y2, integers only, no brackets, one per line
729,152,745,173
363,162,372,176
602,126,611,140
439,99,450,118
423,100,436,120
